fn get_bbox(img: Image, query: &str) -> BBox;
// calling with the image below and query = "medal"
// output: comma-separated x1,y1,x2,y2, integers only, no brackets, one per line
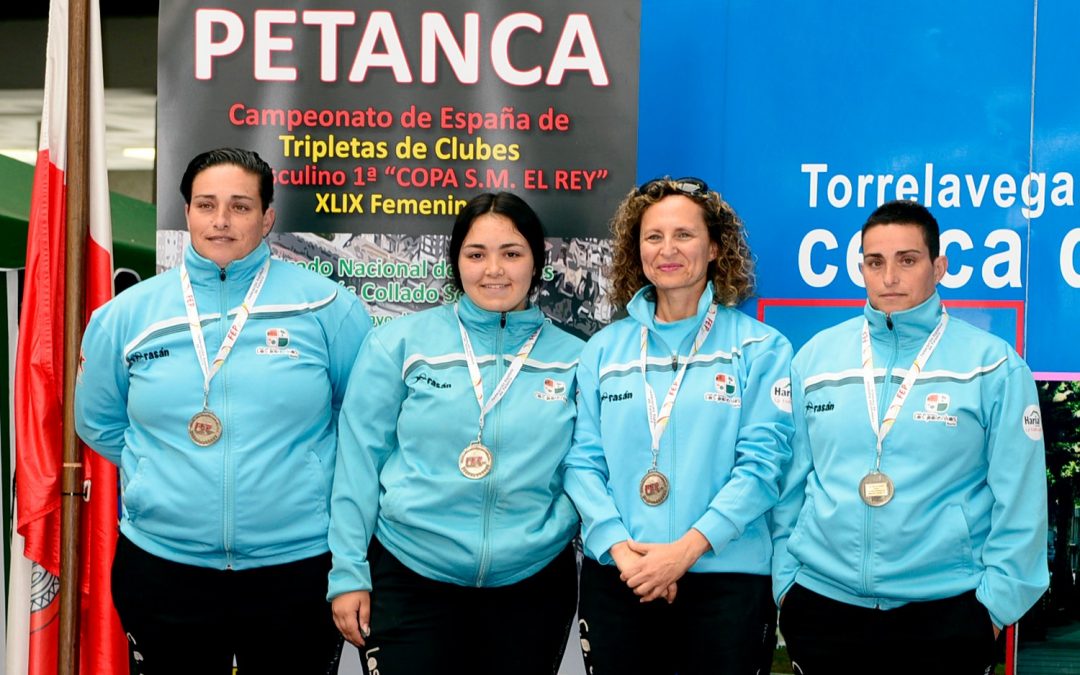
458,441,493,479
188,409,223,446
180,258,269,448
639,469,670,506
859,471,894,507
454,305,543,480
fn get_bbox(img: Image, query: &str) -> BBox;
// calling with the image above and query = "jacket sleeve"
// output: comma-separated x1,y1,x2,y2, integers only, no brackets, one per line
326,295,372,415
976,358,1049,627
771,362,811,605
692,333,795,554
563,344,631,564
327,329,405,599
74,310,128,466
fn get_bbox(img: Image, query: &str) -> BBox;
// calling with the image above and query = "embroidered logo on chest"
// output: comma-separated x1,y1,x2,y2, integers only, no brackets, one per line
704,372,742,407
535,377,568,403
912,393,958,427
255,328,300,358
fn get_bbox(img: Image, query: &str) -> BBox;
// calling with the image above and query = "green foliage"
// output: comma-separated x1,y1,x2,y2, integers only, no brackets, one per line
1039,381,1080,492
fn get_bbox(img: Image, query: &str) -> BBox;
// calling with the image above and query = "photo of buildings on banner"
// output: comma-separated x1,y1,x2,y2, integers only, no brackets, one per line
157,230,615,339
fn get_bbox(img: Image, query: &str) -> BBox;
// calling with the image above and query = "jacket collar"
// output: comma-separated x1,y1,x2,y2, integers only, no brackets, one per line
627,282,715,331
183,240,271,285
455,293,545,338
863,292,945,348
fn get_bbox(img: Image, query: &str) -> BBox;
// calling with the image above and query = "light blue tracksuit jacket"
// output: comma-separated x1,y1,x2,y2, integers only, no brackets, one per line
772,293,1048,627
328,296,583,598
76,242,369,570
565,284,794,573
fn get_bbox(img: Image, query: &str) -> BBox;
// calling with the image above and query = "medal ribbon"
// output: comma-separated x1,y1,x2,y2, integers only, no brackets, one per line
641,303,718,470
181,258,270,410
455,305,543,441
860,308,948,472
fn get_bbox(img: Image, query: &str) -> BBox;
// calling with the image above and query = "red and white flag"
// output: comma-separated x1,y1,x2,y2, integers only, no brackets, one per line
8,0,127,673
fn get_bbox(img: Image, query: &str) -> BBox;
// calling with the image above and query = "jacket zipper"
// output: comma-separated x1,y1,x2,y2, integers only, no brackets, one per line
219,267,234,569
862,317,898,599
476,313,507,585
669,347,677,540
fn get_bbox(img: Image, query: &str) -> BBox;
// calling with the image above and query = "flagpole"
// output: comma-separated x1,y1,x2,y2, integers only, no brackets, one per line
60,0,90,671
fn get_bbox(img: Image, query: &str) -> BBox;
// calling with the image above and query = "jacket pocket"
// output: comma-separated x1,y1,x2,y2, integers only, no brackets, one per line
121,457,147,521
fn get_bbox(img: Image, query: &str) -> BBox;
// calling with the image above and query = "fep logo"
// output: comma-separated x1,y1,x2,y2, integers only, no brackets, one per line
705,372,741,407
714,373,736,395
256,328,300,358
266,328,290,347
544,377,566,395
535,377,568,402
925,393,950,413
913,392,957,427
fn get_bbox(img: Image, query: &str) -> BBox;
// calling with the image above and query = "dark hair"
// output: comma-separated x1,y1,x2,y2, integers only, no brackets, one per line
862,199,940,259
448,192,546,294
179,148,274,210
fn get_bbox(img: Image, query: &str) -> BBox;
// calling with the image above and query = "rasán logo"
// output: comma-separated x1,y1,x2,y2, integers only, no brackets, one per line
704,372,741,407
256,328,300,358
913,392,957,426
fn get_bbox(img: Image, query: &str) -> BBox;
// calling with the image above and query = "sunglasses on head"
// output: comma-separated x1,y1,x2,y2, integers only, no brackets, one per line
636,176,710,199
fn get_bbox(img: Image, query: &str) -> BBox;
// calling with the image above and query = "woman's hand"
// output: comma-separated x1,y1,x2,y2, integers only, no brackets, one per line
609,541,678,603
332,590,371,647
620,529,711,603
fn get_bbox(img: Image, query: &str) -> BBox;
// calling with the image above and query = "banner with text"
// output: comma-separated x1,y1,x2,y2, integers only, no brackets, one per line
160,0,1080,375
157,0,639,337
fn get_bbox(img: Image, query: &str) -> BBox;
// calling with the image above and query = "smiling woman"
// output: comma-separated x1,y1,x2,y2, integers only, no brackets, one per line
563,176,794,674
328,191,585,675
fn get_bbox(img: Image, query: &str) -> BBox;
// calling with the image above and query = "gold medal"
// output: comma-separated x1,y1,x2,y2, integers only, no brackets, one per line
859,471,894,507
459,441,493,479
188,409,223,446
639,469,670,506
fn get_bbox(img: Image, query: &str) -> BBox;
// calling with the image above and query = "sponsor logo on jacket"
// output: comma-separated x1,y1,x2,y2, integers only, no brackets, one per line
1023,404,1043,440
704,372,742,407
256,328,300,358
772,378,792,412
126,348,171,367
912,393,958,426
411,373,451,389
600,390,633,403
805,401,835,414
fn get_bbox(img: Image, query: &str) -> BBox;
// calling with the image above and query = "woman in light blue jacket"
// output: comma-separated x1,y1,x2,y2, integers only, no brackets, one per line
329,192,583,675
76,148,369,674
564,177,794,674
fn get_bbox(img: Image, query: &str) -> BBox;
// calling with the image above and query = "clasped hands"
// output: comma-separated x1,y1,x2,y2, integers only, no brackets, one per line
609,528,711,604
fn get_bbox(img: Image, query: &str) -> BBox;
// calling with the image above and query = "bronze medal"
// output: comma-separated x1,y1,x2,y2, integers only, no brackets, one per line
188,409,223,447
459,441,493,479
859,471,895,507
639,469,670,506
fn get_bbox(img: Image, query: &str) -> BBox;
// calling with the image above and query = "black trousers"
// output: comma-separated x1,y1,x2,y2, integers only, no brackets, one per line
779,583,998,675
577,556,776,675
111,535,342,675
358,537,577,675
